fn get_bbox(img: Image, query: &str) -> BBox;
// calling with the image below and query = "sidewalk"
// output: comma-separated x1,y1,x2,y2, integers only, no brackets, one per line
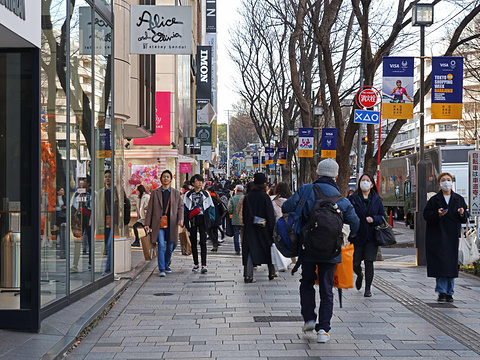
2,227,480,359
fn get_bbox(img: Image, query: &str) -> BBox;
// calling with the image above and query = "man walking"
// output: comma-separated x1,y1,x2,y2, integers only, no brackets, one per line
282,159,359,343
227,184,244,255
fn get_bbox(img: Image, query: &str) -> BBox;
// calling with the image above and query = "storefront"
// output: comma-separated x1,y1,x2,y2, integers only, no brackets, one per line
0,0,120,331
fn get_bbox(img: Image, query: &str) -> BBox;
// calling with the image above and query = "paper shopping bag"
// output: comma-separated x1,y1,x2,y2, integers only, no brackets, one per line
141,234,157,261
179,228,191,256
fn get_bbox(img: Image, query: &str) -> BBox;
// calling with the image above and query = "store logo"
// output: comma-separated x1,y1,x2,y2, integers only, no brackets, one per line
1,0,25,20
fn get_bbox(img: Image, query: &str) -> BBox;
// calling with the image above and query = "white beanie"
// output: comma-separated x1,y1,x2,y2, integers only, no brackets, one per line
316,158,339,178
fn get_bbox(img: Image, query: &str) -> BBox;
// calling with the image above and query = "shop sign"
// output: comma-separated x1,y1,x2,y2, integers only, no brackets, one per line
431,56,463,119
206,0,216,33
196,125,212,145
197,146,212,161
130,5,192,55
321,128,337,158
179,163,191,174
79,7,112,55
298,127,314,158
196,46,212,103
277,147,287,165
382,57,414,119
0,0,25,19
134,92,171,146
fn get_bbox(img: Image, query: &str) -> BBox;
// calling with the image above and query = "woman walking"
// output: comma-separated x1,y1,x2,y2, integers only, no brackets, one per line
423,172,468,302
348,173,385,297
131,185,150,247
242,173,276,283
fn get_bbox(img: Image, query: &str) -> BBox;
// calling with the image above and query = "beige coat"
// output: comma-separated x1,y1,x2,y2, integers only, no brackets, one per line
144,187,184,244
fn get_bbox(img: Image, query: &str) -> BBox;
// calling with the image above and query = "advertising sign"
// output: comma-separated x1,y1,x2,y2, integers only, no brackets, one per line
206,0,216,33
184,137,201,155
97,129,111,158
179,163,191,174
469,151,480,216
80,7,112,55
431,56,463,119
278,147,287,165
298,127,314,158
197,146,212,161
196,125,212,145
321,128,337,158
261,156,265,167
130,5,192,55
134,92,171,146
354,110,380,124
196,46,212,102
253,156,259,168
265,147,274,165
382,57,414,119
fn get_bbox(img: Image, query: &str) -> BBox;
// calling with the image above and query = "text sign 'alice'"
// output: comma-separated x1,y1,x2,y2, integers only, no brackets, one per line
130,5,192,55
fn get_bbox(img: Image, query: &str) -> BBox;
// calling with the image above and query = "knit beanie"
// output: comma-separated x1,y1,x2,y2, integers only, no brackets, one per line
316,158,339,178
253,173,267,184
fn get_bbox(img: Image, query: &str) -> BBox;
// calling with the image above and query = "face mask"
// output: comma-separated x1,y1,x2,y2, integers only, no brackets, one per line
440,181,453,191
360,181,372,192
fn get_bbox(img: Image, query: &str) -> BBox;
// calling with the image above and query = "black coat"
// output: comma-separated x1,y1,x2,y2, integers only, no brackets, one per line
348,192,385,245
242,189,276,266
423,191,468,278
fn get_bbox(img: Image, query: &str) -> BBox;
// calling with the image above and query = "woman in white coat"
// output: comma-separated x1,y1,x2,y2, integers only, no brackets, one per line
131,185,150,247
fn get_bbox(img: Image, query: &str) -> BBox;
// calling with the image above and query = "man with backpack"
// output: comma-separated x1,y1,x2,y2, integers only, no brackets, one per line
282,158,359,343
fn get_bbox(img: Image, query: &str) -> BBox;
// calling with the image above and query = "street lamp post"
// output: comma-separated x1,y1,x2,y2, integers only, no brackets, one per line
412,4,434,266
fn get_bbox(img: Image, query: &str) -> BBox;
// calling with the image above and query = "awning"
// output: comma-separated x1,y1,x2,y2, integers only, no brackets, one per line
124,124,152,139
178,154,198,165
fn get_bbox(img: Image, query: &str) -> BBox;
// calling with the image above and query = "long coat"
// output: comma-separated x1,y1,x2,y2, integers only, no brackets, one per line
348,192,385,245
423,190,468,278
145,187,184,244
242,189,276,266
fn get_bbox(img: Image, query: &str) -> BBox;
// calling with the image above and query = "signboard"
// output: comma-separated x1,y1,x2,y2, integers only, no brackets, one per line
252,156,259,168
196,125,212,145
206,0,216,33
261,156,265,167
265,147,274,165
184,137,201,155
79,7,112,55
358,89,377,108
321,128,337,158
469,151,480,216
298,127,314,158
134,92,171,146
0,0,40,48
97,129,111,158
354,110,380,124
278,147,287,165
197,101,215,125
382,57,414,119
130,5,192,55
179,163,191,174
431,56,463,119
197,145,212,161
196,46,212,102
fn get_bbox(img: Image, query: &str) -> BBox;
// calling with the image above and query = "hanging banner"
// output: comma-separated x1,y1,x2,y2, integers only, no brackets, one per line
321,128,337,158
97,129,111,158
278,147,287,165
265,147,274,165
130,5,192,54
134,92,171,146
252,156,259,168
196,125,212,145
206,0,216,33
196,46,212,103
298,127,314,158
261,156,265,167
431,56,463,119
382,57,414,119
469,151,480,216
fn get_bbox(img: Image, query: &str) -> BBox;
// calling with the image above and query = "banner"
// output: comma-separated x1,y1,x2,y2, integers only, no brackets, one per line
196,46,212,102
321,128,337,158
179,163,191,174
431,56,463,119
265,147,274,165
261,156,265,167
134,92,171,146
382,57,414,119
97,129,111,158
196,125,212,145
130,6,192,55
252,156,259,168
298,127,314,158
278,147,287,165
206,0,216,33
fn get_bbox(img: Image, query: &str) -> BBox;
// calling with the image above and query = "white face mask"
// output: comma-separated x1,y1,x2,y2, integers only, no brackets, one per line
440,181,453,192
360,180,372,192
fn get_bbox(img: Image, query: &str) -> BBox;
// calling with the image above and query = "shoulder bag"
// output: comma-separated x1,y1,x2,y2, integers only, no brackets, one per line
374,217,396,246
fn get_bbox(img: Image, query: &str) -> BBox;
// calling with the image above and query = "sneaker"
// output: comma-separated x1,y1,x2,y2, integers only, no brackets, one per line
165,267,172,274
70,266,79,273
159,271,166,277
302,320,315,333
218,239,225,244
192,265,200,272
437,293,446,302
317,329,330,343
211,246,218,252
446,294,454,303
201,266,208,274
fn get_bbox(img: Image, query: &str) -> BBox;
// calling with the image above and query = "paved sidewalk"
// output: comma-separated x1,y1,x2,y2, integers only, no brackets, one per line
62,236,480,360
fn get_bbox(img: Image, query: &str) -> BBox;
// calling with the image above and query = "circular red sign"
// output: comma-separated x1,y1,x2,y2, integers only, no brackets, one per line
358,89,377,108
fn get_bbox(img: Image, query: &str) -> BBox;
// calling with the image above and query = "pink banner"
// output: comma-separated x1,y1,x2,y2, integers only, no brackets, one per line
179,163,191,173
134,92,171,146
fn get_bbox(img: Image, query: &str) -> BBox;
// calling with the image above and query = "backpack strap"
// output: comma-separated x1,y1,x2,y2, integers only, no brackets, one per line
313,185,343,206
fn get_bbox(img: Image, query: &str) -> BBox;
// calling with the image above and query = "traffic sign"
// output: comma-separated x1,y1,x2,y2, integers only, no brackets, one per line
354,109,380,124
358,89,377,108
469,150,480,216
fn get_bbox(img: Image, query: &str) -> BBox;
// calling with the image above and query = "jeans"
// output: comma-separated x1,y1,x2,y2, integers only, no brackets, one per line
232,225,241,252
300,261,336,333
157,229,168,271
436,277,455,295
104,227,112,273
189,217,207,266
162,227,176,269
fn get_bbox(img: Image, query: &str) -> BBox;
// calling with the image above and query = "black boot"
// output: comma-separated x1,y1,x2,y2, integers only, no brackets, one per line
131,240,141,247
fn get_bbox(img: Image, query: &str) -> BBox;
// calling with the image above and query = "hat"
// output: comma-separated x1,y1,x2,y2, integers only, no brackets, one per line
235,185,244,192
253,173,267,185
316,159,339,178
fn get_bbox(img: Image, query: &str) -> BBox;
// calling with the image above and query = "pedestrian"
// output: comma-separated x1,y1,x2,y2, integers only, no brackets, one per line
144,170,184,277
54,186,67,259
282,159,359,343
270,182,294,270
348,173,385,297
131,185,150,247
228,184,244,255
207,187,226,252
423,172,468,302
183,174,216,274
242,173,276,283
71,178,92,272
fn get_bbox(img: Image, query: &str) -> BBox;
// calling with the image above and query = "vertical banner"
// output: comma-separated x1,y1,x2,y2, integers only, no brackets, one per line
261,156,265,167
469,151,480,216
134,92,171,146
265,147,274,165
196,46,212,102
97,129,111,158
431,56,463,119
382,57,414,119
277,147,287,165
253,156,259,168
321,128,337,158
206,0,216,33
298,127,314,158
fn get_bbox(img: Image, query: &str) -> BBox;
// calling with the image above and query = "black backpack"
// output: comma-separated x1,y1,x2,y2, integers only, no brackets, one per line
301,185,344,260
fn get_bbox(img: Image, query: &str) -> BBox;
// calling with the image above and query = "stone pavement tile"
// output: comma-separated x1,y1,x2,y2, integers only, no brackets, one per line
109,329,173,337
429,341,470,350
172,328,215,336
145,336,168,343
355,349,382,356
122,345,169,352
239,343,285,350
166,336,190,342
158,350,211,358
119,336,146,343
167,345,193,352
84,353,116,359
308,342,359,350
193,344,239,351
217,327,260,335
189,335,232,342
113,353,165,359
386,340,433,350
90,346,124,353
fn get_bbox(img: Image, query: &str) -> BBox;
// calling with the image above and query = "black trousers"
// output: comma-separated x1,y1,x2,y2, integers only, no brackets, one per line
189,216,207,266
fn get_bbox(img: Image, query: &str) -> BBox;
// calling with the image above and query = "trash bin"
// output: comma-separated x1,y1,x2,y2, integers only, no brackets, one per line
1,232,20,288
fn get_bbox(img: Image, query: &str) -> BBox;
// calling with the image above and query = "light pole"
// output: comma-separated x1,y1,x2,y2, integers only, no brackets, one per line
412,4,434,266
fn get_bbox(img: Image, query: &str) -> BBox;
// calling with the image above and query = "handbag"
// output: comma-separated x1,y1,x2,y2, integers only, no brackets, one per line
333,243,354,289
159,197,171,229
246,197,266,227
140,233,157,260
71,209,83,238
374,217,396,246
270,244,289,272
458,221,480,266
179,228,192,256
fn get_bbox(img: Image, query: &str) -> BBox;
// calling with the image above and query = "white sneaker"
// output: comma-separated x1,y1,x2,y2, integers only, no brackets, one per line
201,266,207,274
317,329,330,343
302,320,315,333
159,271,166,277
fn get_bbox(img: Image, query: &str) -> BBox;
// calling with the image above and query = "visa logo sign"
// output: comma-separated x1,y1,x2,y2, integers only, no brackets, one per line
390,64,400,68
440,63,449,67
